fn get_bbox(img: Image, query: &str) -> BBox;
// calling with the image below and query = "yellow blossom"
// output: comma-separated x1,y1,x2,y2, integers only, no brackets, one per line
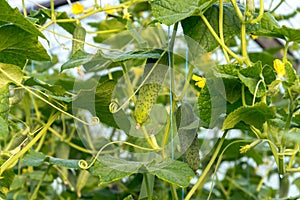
123,7,131,20
192,74,206,89
105,4,116,15
273,59,286,77
71,2,84,15
240,144,251,153
250,34,258,40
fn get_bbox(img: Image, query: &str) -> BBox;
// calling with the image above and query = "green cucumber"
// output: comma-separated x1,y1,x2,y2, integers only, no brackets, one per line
71,25,86,55
176,103,200,173
133,51,168,128
0,84,9,121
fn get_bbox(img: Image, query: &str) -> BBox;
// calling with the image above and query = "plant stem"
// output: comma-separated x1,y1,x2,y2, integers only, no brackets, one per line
0,112,59,175
185,131,228,200
250,0,264,24
241,22,251,66
219,0,230,63
199,14,242,63
30,165,51,200
144,173,152,200
230,0,244,21
170,184,179,200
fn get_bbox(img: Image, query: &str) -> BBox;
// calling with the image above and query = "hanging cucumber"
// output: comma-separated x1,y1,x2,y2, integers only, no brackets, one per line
71,25,86,55
133,51,168,128
176,102,200,173
0,84,10,121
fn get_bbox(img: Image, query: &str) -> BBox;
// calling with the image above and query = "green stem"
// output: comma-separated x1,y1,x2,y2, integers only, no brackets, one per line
22,0,27,17
241,85,246,106
0,112,59,175
184,131,228,200
144,174,152,200
282,41,290,63
219,0,230,63
250,0,264,24
178,65,194,101
230,0,244,21
30,165,51,200
199,14,242,63
241,22,251,66
170,184,179,200
121,63,137,103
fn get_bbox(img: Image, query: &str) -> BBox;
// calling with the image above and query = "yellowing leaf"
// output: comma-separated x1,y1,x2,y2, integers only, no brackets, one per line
72,2,84,15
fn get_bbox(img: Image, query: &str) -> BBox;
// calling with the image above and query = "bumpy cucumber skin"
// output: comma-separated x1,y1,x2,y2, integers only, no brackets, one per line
71,25,86,55
0,84,9,121
134,55,168,126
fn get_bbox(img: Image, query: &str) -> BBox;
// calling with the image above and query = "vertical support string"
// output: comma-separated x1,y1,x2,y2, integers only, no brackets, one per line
167,26,174,160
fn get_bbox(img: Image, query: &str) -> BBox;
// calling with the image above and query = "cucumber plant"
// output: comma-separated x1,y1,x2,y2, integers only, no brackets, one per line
0,0,300,200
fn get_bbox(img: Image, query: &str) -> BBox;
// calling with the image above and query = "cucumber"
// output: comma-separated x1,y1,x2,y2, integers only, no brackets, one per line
133,51,168,128
71,25,86,55
56,142,70,182
0,84,9,121
176,103,200,173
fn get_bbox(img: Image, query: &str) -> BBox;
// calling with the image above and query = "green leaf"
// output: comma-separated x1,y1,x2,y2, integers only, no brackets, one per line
273,26,300,42
30,9,76,34
262,65,276,85
284,62,297,83
182,3,259,53
222,102,276,130
22,150,80,168
146,159,194,187
252,12,283,38
74,80,131,132
0,25,50,66
151,0,211,25
0,63,23,88
0,0,45,39
88,18,126,43
0,160,15,199
24,77,66,96
47,157,80,168
238,62,266,98
61,50,93,71
91,155,143,185
22,151,46,167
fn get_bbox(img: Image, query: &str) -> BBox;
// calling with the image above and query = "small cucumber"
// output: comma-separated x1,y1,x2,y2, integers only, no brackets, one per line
71,25,86,55
56,142,70,182
76,170,90,197
0,84,9,121
133,51,168,128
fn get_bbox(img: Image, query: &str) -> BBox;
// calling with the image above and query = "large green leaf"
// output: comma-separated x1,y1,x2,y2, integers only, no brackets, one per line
151,0,215,25
91,155,143,185
222,102,276,130
22,150,80,168
238,62,266,98
0,63,23,88
146,159,195,187
182,3,259,53
253,13,300,42
0,116,8,140
74,80,131,132
0,0,45,39
89,18,127,43
0,25,50,66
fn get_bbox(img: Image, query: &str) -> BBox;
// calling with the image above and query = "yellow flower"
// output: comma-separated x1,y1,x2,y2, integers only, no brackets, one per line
123,7,131,20
105,4,116,15
250,34,258,40
71,2,84,15
192,74,206,89
240,144,251,153
273,59,286,77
